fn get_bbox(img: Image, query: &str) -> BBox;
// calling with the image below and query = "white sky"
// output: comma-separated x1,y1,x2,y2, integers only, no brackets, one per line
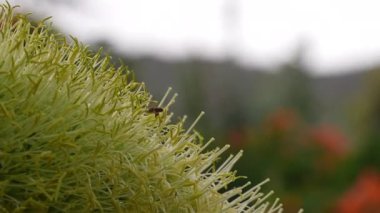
7,0,380,75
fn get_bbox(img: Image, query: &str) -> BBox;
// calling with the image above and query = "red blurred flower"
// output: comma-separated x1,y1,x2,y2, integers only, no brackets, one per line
310,124,349,156
265,108,298,133
336,170,380,213
228,129,247,149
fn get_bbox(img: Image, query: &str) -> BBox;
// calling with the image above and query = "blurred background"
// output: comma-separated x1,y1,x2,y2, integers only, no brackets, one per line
6,0,380,212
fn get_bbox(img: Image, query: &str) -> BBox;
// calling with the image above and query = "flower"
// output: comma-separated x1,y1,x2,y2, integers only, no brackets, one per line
336,170,380,213
227,128,248,149
0,3,286,212
265,108,298,134
310,124,349,156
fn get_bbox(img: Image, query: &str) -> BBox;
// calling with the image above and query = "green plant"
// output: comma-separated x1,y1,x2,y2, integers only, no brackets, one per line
0,3,290,212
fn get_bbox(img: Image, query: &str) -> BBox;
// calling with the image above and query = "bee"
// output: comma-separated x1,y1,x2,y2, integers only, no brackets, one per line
147,107,163,117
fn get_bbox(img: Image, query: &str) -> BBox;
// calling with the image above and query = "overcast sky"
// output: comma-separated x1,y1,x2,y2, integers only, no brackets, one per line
7,0,380,75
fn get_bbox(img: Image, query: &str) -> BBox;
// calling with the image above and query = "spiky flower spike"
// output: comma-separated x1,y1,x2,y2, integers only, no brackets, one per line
0,3,290,212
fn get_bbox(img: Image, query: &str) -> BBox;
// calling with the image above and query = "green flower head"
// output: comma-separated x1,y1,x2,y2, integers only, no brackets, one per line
0,3,292,212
